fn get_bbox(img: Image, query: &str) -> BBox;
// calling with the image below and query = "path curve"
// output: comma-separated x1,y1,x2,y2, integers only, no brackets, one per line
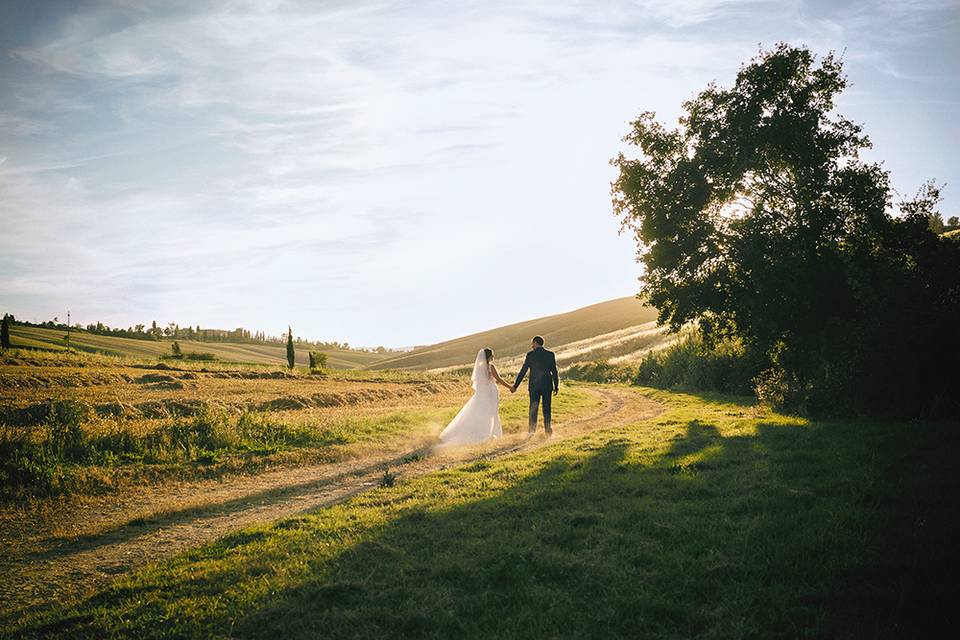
0,386,661,623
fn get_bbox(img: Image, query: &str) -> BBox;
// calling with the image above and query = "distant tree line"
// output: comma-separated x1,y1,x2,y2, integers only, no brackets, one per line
1,314,398,354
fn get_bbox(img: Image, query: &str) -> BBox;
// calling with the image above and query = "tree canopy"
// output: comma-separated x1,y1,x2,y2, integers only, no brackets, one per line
612,44,960,417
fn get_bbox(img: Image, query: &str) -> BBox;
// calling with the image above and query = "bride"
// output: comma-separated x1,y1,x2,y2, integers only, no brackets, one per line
439,348,512,445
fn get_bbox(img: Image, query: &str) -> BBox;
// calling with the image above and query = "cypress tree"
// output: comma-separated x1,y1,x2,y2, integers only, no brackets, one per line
286,327,295,369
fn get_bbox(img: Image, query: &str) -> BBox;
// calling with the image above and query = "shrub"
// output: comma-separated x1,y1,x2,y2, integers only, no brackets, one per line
237,411,288,449
564,361,636,383
45,399,92,463
0,432,58,496
630,334,761,395
184,351,216,361
166,405,232,458
309,351,328,371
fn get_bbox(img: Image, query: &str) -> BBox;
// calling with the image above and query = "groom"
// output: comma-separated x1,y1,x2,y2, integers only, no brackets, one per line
511,336,559,435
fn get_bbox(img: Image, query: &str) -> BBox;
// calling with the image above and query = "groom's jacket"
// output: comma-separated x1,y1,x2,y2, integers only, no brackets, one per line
514,347,559,392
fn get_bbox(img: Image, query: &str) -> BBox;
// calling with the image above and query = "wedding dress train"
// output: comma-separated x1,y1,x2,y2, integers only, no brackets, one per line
438,349,503,445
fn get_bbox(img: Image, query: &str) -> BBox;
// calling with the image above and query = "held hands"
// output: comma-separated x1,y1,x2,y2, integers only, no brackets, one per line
553,388,559,396
510,385,517,394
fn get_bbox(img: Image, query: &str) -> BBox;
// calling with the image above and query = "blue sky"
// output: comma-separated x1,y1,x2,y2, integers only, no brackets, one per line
1,0,957,347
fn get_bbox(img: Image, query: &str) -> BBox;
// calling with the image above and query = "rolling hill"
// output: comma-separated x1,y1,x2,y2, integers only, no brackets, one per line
7,297,672,371
7,325,383,370
371,297,671,371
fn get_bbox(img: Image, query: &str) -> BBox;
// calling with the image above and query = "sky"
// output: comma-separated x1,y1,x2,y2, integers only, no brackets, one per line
1,0,957,347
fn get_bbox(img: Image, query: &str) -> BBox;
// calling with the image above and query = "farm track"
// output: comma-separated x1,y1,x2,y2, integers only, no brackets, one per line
0,386,662,624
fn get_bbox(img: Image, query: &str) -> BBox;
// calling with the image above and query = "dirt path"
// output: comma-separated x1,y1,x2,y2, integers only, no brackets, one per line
0,386,661,623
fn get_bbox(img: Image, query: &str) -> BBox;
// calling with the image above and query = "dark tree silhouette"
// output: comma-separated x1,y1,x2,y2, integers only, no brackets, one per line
612,44,960,417
286,327,295,370
1,314,10,350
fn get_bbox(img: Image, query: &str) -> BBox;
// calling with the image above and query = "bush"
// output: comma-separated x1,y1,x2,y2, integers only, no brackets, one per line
0,432,58,496
565,332,764,398
165,405,232,458
309,351,328,371
564,361,636,383
0,399,92,496
184,351,217,361
238,411,288,449
45,399,92,463
631,334,762,395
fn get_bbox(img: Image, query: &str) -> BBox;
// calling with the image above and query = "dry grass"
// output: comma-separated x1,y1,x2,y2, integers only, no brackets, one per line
0,349,458,425
373,297,660,370
0,349,469,501
8,325,384,369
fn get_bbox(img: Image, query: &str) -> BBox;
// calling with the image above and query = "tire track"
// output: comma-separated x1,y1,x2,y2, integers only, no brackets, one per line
0,386,661,623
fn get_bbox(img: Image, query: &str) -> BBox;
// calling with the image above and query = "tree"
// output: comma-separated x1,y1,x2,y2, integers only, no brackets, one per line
1,314,10,350
611,43,960,417
309,351,328,371
286,327,295,369
948,216,959,228
171,341,182,358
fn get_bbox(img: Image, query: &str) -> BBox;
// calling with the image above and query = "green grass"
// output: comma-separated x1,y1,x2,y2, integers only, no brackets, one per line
11,387,956,638
0,386,601,499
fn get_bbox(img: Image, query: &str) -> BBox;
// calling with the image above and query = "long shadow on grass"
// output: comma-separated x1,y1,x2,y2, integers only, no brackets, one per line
21,444,436,564
20,416,959,639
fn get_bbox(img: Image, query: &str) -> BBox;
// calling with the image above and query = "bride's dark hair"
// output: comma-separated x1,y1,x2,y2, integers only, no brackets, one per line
483,348,493,362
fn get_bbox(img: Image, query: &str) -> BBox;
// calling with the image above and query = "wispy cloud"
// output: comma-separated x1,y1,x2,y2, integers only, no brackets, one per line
0,0,957,344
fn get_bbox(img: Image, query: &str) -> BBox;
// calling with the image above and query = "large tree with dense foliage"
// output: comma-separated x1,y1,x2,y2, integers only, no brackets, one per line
612,44,960,417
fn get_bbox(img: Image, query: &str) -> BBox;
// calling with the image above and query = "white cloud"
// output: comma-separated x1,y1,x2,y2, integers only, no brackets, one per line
0,0,957,343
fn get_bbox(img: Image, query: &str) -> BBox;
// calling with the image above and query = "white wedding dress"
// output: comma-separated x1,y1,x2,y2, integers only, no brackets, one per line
438,349,503,445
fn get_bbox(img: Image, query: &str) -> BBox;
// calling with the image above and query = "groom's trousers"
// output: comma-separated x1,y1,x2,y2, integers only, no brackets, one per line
528,387,553,433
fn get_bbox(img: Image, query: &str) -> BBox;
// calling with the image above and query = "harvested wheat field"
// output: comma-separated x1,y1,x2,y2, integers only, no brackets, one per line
0,348,619,625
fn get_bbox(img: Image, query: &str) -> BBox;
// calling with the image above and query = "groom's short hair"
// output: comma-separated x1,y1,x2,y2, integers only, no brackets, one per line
532,336,544,346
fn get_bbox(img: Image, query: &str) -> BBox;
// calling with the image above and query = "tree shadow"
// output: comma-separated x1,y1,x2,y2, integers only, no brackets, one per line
227,421,857,638
21,415,958,639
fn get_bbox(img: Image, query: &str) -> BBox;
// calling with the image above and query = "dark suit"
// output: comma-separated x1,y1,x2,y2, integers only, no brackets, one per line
514,346,559,433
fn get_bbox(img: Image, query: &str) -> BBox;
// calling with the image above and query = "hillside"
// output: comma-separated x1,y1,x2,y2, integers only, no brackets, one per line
8,325,383,370
8,297,670,371
372,297,670,371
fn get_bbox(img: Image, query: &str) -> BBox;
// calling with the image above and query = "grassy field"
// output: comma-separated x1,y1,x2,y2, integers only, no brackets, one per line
10,387,956,639
0,349,603,500
374,297,665,371
8,298,670,373
8,325,384,370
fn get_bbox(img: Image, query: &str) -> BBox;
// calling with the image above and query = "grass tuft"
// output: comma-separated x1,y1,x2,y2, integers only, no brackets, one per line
12,388,957,639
